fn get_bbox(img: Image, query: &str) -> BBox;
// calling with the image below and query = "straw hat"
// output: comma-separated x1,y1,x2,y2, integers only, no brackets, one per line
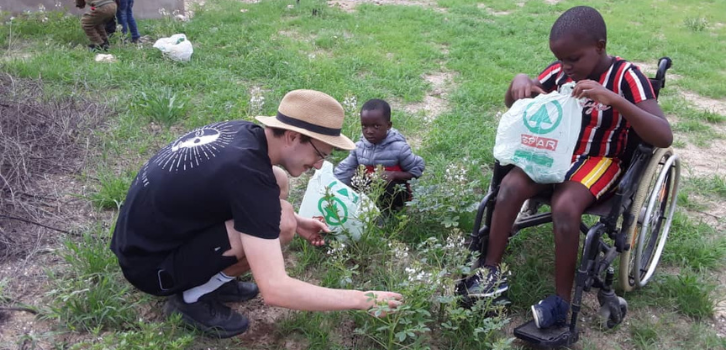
256,90,356,150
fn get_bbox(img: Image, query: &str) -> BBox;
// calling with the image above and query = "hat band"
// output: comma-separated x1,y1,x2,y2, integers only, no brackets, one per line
276,111,341,136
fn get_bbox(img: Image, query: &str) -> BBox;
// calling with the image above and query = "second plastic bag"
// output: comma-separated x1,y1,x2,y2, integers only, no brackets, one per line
298,161,379,242
493,83,583,183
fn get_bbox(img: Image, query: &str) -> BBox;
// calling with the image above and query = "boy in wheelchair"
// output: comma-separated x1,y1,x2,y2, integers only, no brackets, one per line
464,6,673,330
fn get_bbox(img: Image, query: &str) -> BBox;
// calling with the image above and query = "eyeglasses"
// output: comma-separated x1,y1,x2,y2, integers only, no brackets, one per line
309,140,331,161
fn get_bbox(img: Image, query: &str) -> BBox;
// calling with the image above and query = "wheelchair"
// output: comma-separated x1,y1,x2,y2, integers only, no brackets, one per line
455,57,681,347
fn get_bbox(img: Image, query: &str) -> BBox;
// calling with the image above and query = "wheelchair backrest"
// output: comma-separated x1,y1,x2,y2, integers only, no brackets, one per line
623,57,672,165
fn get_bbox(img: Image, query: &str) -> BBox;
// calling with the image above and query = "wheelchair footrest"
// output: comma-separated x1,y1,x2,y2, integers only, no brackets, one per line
513,320,578,347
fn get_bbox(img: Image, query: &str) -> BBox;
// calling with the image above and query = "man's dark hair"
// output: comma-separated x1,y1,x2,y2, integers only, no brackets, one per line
550,6,607,44
361,99,392,121
270,127,311,143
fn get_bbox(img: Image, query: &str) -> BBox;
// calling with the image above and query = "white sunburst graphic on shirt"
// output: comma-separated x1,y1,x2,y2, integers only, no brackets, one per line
154,122,236,172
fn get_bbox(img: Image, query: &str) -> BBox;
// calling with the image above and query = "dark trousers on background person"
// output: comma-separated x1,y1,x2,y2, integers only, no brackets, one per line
105,16,117,37
81,2,117,45
117,0,141,42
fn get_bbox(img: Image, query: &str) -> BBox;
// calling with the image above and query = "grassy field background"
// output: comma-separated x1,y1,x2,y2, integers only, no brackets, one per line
0,0,725,349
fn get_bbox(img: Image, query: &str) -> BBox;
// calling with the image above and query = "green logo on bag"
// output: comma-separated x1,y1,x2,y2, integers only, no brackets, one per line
522,101,563,135
316,181,350,226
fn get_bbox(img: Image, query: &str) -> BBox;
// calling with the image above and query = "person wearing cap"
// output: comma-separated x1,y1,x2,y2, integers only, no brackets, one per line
111,90,403,338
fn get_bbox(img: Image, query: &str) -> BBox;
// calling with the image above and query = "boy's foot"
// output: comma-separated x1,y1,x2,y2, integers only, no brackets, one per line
213,280,259,303
465,265,509,298
531,295,569,329
164,293,249,338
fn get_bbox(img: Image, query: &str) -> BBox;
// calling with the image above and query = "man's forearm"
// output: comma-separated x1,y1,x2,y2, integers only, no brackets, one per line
262,276,370,311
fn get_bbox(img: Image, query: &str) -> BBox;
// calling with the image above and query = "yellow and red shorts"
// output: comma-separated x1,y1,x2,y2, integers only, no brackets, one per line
566,156,622,199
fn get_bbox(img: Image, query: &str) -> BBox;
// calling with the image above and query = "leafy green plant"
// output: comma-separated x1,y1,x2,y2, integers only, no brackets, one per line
407,160,481,233
133,87,189,127
629,317,659,350
89,169,135,210
646,271,716,319
46,227,138,332
67,315,195,350
683,16,708,32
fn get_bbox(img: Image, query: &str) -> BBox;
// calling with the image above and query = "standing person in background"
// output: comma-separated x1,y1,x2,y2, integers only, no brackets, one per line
116,0,141,43
75,0,117,51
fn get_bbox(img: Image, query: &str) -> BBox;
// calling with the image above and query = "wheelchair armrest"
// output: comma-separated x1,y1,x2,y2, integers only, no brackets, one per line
615,144,655,199
491,161,514,192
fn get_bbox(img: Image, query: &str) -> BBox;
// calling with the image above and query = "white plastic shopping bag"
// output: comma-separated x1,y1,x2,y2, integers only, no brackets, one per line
153,34,194,62
298,161,378,242
493,83,583,183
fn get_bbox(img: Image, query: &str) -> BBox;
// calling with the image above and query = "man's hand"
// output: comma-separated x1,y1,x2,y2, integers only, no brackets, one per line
295,215,329,246
364,291,404,317
572,80,619,106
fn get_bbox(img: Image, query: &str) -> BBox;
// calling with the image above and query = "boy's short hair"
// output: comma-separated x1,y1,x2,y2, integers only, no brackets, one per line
550,6,607,44
361,99,392,121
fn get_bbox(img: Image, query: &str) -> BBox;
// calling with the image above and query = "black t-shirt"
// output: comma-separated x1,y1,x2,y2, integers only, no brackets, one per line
111,121,281,265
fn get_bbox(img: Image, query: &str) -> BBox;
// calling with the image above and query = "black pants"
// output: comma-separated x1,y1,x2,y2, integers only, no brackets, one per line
105,16,117,36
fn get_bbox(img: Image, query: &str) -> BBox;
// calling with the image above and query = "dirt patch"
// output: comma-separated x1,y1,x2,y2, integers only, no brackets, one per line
327,0,447,14
633,61,683,81
671,131,726,178
477,4,511,16
235,298,295,345
714,271,726,338
543,0,564,4
0,74,110,260
404,71,456,124
0,74,113,348
680,91,726,116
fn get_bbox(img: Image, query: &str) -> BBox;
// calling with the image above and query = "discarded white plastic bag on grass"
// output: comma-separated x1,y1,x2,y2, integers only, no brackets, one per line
298,161,379,242
493,83,583,184
153,34,193,62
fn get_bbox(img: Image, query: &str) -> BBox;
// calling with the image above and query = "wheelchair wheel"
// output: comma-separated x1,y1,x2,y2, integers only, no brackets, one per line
619,147,681,291
598,296,628,329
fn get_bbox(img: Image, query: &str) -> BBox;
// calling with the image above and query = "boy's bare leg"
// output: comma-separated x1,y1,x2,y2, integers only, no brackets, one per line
550,182,594,303
485,167,547,266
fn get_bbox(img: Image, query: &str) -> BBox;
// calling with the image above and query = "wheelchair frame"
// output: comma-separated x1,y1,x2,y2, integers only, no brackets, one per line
456,57,681,347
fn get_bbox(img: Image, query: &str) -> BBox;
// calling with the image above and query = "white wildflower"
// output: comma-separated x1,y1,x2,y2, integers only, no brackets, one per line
342,95,357,115
249,87,265,115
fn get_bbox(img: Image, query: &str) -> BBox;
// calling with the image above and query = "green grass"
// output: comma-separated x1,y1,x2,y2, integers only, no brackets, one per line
88,169,136,209
1,0,726,349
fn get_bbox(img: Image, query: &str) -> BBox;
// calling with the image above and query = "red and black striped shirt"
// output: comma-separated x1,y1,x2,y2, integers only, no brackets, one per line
537,57,655,158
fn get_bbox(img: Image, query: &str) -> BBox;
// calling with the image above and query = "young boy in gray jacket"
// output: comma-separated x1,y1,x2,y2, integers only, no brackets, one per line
334,99,425,212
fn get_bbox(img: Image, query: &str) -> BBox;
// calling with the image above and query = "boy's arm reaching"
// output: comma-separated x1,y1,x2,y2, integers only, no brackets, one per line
505,74,547,108
333,150,359,186
572,80,673,148
387,142,424,182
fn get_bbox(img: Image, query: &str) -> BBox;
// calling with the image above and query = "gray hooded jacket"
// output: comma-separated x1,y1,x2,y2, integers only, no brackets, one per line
334,128,425,186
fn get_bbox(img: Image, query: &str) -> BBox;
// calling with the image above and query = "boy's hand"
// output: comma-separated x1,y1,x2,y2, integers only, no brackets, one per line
383,171,398,182
510,74,546,101
573,80,619,106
